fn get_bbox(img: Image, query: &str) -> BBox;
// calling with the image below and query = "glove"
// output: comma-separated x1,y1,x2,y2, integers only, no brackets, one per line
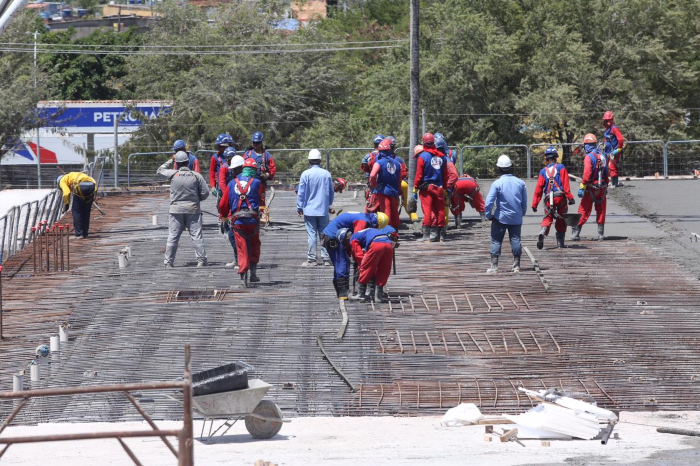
211,187,219,197
261,173,269,181
412,192,418,202
532,207,537,213
568,198,575,205
577,189,584,198
613,149,620,155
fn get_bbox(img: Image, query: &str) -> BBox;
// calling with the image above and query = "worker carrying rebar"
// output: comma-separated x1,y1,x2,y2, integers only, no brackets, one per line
369,138,401,229
572,134,609,241
603,111,625,187
157,151,209,268
361,134,384,213
350,226,398,303
57,172,96,239
243,131,277,206
218,149,243,269
171,140,200,173
209,133,233,195
219,158,262,283
413,133,456,242
322,212,389,300
450,174,486,225
484,155,528,274
532,146,575,249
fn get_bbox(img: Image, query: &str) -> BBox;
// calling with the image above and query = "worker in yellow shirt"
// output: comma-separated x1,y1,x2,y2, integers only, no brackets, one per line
57,172,97,239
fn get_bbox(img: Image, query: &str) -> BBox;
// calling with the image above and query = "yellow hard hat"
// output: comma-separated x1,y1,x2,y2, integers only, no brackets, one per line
377,212,389,229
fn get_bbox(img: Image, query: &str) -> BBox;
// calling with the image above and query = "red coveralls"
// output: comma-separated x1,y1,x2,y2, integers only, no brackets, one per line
578,150,609,227
219,175,261,274
209,151,227,188
351,235,394,287
414,147,455,227
369,153,401,229
532,164,574,235
449,176,484,216
604,123,625,178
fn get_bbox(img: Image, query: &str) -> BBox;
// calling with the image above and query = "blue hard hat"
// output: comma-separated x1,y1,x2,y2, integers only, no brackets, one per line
387,136,396,147
252,131,264,143
223,134,234,145
223,147,237,158
434,132,446,143
435,136,448,153
171,139,186,151
337,228,351,243
215,134,230,146
373,134,386,145
544,146,558,158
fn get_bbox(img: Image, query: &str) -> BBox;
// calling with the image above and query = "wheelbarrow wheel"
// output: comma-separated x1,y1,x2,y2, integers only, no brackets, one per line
245,400,283,439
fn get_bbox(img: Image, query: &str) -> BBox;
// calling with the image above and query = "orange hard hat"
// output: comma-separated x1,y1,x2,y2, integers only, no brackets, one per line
243,158,258,169
377,138,392,151
583,133,597,144
413,145,424,157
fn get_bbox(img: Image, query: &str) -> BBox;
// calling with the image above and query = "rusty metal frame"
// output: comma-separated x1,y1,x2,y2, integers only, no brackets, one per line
0,345,194,466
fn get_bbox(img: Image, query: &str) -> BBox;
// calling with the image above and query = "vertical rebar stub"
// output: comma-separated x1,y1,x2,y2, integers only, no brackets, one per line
59,323,69,342
152,215,158,225
12,373,23,392
30,361,40,382
50,334,60,352
118,252,128,269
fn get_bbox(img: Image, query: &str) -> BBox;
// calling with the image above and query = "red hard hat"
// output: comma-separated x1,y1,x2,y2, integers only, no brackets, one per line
422,133,435,146
583,133,597,144
603,111,614,121
335,178,348,192
244,158,258,169
377,138,392,151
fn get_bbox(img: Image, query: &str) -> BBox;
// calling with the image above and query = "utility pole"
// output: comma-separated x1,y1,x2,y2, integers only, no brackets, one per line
113,117,119,188
421,108,426,135
407,0,420,191
33,31,41,189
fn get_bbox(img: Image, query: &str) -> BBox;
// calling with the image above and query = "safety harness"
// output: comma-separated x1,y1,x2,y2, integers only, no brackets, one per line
245,149,269,178
584,151,607,204
232,178,259,221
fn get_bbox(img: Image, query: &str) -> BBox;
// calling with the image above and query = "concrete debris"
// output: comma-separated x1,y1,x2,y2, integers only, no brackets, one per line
440,403,484,427
503,403,602,440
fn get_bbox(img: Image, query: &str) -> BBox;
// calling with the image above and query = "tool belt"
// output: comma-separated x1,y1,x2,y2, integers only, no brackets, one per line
321,233,339,249
586,184,608,204
233,209,259,220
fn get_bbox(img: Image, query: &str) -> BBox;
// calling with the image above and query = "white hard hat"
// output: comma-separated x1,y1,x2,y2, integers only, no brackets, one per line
174,151,189,163
308,149,322,161
230,155,244,169
496,154,512,168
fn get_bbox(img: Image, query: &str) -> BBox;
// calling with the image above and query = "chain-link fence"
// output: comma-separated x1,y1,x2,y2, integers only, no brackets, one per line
666,140,700,176
461,144,530,179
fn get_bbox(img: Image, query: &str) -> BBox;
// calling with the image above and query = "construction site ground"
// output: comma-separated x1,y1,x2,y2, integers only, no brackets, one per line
1,177,700,465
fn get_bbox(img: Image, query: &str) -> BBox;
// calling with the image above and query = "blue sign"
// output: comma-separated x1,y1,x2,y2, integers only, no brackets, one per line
37,102,170,131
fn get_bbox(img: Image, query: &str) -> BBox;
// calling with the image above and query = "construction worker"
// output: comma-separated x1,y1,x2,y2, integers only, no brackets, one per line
434,133,459,165
243,131,277,206
532,146,575,249
369,138,401,229
297,149,334,267
157,151,209,268
57,172,97,239
219,158,262,284
435,134,459,237
484,155,528,274
450,174,486,225
572,134,609,241
603,111,625,187
171,140,200,173
413,133,456,242
361,134,384,213
219,151,244,269
322,212,388,299
209,133,233,194
333,177,348,194
350,226,398,303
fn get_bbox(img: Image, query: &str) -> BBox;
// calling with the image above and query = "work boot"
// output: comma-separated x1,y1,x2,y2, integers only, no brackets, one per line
597,224,605,241
375,285,388,303
332,279,339,298
357,283,367,302
301,260,316,267
225,261,239,270
240,271,249,288
366,280,376,302
556,231,566,248
197,259,208,268
337,278,350,300
421,226,430,241
429,228,439,243
536,227,546,250
611,176,618,187
480,212,486,222
249,263,260,282
486,254,499,274
571,226,581,241
164,262,174,268
441,226,447,240
511,255,521,273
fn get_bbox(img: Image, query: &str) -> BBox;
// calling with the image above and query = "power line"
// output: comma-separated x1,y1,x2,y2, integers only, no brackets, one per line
0,39,406,49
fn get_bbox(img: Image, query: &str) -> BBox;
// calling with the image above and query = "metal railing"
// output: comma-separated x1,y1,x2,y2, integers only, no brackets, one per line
665,140,700,177
461,144,530,178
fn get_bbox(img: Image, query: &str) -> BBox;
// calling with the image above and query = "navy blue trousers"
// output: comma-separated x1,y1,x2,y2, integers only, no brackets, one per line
72,182,95,238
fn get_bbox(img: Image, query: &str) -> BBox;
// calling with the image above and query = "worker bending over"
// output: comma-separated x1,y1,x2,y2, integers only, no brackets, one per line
450,174,486,225
350,226,398,303
572,134,609,241
532,146,575,249
57,172,97,239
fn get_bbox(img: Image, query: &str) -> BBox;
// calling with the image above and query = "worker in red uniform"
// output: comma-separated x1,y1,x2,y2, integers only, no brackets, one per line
572,134,609,241
450,174,486,225
532,146,575,249
413,133,456,242
603,111,625,187
369,138,401,229
209,134,233,194
219,158,262,286
243,131,276,206
350,226,398,303
361,135,384,213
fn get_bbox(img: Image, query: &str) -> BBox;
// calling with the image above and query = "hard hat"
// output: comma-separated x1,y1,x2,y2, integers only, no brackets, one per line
230,155,244,169
223,147,237,158
413,145,424,157
387,136,396,147
308,149,322,160
171,139,186,151
434,132,446,144
334,177,348,192
377,138,392,151
56,175,64,185
377,212,389,229
373,134,386,146
252,131,264,143
422,133,435,146
215,134,230,147
336,227,351,243
583,133,597,144
544,146,558,159
243,158,258,169
174,151,189,163
496,154,513,168
435,136,448,153
603,111,614,121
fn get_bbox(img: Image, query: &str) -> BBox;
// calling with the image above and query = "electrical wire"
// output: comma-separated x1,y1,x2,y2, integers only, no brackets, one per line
0,39,406,49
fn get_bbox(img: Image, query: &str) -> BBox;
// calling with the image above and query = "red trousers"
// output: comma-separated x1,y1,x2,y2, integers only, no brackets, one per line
259,184,267,207
365,190,380,214
377,194,400,229
358,242,393,287
609,156,621,178
420,185,446,227
450,190,485,216
233,222,261,274
578,187,607,226
541,196,568,234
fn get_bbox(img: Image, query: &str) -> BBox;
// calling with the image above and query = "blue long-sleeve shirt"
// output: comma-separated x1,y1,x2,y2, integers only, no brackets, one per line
484,174,528,225
296,164,334,216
